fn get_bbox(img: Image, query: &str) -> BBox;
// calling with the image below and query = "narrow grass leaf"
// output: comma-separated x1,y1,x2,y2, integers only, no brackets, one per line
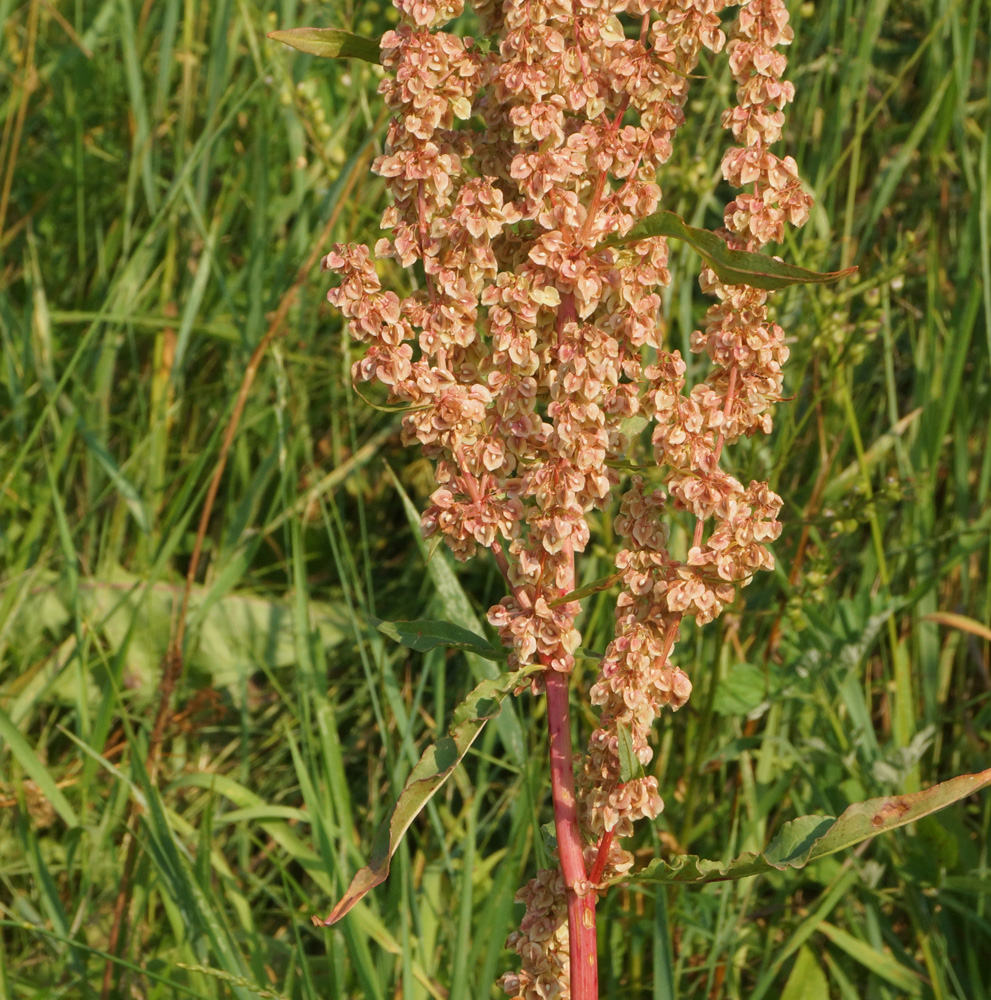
921,611,991,644
317,664,539,926
78,426,151,534
168,768,406,996
651,887,675,1000
822,407,922,500
127,753,256,996
0,920,221,998
747,866,864,1000
780,946,830,1000
816,922,923,994
0,706,79,828
213,806,310,825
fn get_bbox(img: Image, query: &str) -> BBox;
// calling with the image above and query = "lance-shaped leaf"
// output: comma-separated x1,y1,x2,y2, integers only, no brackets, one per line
622,768,991,885
267,27,380,64
316,665,538,925
371,616,506,662
600,210,857,291
548,571,624,607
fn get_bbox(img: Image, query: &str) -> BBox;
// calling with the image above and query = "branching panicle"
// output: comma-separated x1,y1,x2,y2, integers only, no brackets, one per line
323,1,810,996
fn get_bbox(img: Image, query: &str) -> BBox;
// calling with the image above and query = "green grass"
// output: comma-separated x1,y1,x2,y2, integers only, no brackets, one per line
1,0,989,998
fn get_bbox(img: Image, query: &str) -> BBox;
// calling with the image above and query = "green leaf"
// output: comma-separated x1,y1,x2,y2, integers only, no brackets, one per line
385,463,527,768
317,664,538,926
548,571,623,607
574,647,603,661
712,662,771,716
817,922,922,994
4,568,352,722
370,617,505,662
79,426,151,534
351,385,426,413
780,946,830,1000
604,458,654,473
0,705,79,828
267,27,380,64
600,210,857,291
625,768,991,885
615,721,646,784
127,754,256,995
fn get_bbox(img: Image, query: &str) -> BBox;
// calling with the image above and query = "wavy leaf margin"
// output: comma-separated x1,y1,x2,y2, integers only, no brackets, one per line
623,768,991,885
316,664,537,925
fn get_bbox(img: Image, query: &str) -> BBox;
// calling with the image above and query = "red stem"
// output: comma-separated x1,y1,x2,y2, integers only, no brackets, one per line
545,670,598,1000
589,829,615,886
457,457,596,992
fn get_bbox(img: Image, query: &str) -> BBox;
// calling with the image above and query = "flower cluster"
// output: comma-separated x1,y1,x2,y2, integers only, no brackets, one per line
323,0,810,996
502,840,633,1000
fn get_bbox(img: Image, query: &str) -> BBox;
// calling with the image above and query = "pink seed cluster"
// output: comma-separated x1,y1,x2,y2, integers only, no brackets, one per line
323,0,811,996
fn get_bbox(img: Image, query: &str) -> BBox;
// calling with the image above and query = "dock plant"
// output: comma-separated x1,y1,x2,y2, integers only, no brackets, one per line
270,2,991,997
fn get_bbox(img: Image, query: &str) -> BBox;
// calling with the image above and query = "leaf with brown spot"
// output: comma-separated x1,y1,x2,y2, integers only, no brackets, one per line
624,768,991,885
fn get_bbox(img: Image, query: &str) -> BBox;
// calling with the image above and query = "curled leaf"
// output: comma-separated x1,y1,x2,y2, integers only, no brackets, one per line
316,665,538,926
623,768,991,885
600,210,857,291
267,27,380,64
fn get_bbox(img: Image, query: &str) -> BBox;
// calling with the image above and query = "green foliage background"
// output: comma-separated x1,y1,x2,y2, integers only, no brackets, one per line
0,1,989,997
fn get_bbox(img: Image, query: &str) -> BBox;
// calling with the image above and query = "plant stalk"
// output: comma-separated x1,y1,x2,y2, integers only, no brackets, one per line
545,672,597,1000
